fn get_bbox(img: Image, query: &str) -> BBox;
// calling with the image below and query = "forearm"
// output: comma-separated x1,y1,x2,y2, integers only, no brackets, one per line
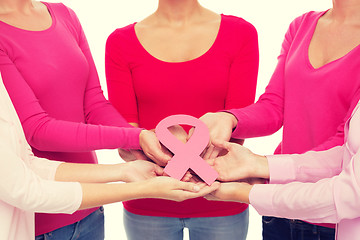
79,181,146,210
55,163,126,183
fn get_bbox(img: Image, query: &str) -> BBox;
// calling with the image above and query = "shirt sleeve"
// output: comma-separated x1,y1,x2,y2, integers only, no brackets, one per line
229,15,305,139
267,146,344,184
105,29,139,124
66,7,133,128
250,146,358,224
0,50,141,152
0,120,82,214
225,20,258,110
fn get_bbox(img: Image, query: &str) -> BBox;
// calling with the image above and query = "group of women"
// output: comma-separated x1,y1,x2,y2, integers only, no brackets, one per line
0,0,359,240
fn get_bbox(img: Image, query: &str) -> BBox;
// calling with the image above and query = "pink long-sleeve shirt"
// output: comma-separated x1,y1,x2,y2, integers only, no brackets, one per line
250,101,360,240
0,73,82,240
0,2,141,235
229,11,360,228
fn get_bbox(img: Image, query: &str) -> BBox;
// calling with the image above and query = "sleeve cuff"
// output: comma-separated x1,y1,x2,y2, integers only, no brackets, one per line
266,155,296,184
221,109,242,138
28,155,63,180
127,127,143,150
249,184,278,217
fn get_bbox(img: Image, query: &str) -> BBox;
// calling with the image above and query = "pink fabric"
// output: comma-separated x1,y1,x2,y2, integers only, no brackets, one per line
250,102,360,240
229,11,360,228
155,115,218,185
106,15,258,217
0,2,141,235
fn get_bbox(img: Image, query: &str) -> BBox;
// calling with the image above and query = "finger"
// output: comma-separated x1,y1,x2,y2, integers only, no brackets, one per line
153,164,164,176
118,148,136,162
208,147,222,159
194,182,208,189
211,140,231,151
146,146,171,167
181,171,193,182
187,127,195,141
204,193,220,201
132,150,149,160
203,144,215,160
189,181,221,197
205,158,215,166
176,181,201,192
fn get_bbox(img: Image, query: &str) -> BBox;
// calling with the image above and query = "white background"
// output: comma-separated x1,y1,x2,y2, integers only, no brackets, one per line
47,1,332,239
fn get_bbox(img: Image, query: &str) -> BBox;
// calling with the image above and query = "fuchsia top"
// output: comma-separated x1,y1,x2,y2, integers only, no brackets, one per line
0,2,141,235
251,101,360,240
229,11,360,228
106,15,258,217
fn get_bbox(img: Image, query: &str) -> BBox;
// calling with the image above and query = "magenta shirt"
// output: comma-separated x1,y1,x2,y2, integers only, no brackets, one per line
0,2,141,235
230,10,360,153
229,11,360,228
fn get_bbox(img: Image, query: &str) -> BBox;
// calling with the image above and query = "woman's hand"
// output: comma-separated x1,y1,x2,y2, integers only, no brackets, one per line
205,182,253,204
120,160,164,182
168,124,188,144
142,177,220,202
139,130,172,166
209,141,269,181
190,112,238,159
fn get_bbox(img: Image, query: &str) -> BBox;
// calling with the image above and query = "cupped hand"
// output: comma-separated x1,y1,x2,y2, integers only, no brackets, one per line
144,176,220,202
139,130,172,166
208,141,269,182
121,160,164,182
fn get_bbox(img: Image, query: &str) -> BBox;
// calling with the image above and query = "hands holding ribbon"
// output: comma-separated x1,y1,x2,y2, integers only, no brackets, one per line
194,112,239,159
205,141,270,204
117,113,272,203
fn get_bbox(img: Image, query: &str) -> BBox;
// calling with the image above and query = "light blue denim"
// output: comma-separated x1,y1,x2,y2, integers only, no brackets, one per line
35,206,104,240
124,208,249,240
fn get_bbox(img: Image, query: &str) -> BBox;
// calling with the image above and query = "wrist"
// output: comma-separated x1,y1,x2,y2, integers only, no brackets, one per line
136,179,159,199
220,111,238,129
253,155,270,179
232,183,252,204
113,163,128,182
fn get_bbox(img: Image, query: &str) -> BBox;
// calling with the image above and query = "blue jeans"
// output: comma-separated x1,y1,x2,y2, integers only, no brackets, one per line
262,217,335,240
124,208,249,240
35,207,104,240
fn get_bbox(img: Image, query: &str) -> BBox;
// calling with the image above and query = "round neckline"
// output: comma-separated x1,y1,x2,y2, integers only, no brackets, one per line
305,9,360,71
132,14,224,64
0,1,56,33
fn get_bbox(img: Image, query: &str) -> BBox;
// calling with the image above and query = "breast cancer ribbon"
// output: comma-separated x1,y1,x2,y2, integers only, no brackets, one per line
155,114,219,185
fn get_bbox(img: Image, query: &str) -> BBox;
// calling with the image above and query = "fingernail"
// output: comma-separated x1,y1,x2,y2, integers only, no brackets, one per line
193,185,200,192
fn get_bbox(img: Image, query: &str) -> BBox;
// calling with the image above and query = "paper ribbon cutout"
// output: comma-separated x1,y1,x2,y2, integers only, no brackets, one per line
155,114,218,185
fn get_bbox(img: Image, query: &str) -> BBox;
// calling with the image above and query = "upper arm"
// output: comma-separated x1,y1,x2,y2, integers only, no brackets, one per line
105,30,139,124
225,20,259,109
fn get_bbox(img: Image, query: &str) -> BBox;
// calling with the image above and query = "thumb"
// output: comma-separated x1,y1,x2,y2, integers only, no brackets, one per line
153,164,164,176
187,127,195,141
178,181,201,192
212,140,232,152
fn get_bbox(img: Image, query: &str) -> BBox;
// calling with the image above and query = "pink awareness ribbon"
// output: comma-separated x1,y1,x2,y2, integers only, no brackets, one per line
155,114,218,185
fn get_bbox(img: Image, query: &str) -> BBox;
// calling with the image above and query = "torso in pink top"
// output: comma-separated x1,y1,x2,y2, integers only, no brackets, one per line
230,11,360,228
0,2,141,235
106,15,259,217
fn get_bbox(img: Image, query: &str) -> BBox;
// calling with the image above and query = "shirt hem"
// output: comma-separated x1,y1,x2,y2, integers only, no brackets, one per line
123,204,249,218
